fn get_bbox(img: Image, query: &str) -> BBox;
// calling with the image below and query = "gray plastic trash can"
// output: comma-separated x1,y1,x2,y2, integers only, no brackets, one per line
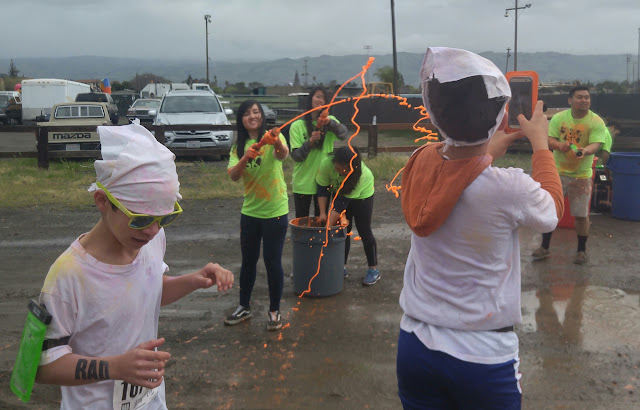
290,217,345,297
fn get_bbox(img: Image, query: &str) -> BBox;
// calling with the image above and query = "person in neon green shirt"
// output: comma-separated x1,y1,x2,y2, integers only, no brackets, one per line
226,100,289,331
316,146,379,286
290,87,348,218
532,86,606,265
596,121,621,166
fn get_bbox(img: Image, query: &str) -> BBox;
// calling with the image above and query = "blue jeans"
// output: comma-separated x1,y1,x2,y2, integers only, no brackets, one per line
239,213,288,312
397,329,522,409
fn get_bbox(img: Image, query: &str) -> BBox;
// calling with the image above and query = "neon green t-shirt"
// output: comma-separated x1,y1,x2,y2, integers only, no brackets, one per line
315,156,374,200
290,115,342,194
227,134,289,219
600,128,612,153
549,109,606,179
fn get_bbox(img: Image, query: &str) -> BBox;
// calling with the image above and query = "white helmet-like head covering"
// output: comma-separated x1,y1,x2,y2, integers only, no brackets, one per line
420,47,511,147
89,123,181,215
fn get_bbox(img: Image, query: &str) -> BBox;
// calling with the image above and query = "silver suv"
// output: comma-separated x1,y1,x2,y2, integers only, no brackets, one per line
153,90,233,149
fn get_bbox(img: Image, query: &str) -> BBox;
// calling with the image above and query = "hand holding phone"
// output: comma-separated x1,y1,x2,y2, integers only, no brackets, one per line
505,71,539,133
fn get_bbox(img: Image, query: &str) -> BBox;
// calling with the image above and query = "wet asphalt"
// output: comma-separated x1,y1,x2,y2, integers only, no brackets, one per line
0,197,638,409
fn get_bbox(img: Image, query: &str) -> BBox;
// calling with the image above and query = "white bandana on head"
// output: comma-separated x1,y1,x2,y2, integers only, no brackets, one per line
420,47,511,147
88,123,182,215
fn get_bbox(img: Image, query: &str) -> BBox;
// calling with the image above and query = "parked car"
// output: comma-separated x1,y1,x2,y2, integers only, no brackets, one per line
39,102,111,152
75,92,119,125
0,91,22,125
261,104,277,126
153,90,233,149
126,98,161,123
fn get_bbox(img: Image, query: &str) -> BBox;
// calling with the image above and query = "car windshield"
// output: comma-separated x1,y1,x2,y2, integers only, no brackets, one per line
55,105,105,118
161,96,221,113
133,100,161,109
0,95,9,105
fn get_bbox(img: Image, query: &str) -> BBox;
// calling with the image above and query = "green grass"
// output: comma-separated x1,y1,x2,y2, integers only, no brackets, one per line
0,153,532,209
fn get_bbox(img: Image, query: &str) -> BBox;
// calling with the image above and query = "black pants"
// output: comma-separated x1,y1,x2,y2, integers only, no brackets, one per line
239,213,288,312
344,195,377,267
294,193,323,218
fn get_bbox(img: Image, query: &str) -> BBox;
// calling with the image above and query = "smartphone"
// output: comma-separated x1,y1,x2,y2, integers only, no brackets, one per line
505,71,539,133
10,300,52,402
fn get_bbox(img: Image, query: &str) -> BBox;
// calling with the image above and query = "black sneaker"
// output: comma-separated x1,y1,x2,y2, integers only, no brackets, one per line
225,305,252,325
267,311,282,331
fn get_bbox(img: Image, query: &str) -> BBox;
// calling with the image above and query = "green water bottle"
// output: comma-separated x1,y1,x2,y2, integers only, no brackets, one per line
570,144,583,157
10,300,52,402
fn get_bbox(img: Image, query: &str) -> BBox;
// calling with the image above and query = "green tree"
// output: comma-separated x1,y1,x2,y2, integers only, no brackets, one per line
374,66,404,90
8,59,19,77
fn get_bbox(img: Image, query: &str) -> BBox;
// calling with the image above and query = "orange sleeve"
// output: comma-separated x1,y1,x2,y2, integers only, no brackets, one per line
532,150,564,221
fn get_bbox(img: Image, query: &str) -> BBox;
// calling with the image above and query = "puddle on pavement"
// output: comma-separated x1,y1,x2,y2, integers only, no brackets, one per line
521,285,640,351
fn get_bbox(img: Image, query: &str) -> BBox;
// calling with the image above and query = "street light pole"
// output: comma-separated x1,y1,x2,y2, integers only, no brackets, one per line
390,0,398,94
504,1,531,71
205,14,211,85
506,47,512,72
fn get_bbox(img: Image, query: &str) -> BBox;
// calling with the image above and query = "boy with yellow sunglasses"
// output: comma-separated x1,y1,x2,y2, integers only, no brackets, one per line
33,123,234,409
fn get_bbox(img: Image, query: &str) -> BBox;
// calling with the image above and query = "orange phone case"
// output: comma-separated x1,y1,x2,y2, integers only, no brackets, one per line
505,70,539,133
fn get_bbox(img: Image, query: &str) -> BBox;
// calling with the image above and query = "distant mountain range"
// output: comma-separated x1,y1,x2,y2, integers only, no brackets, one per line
1,52,636,87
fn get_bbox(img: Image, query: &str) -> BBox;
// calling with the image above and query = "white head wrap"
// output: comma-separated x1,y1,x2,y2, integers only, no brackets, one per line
88,123,181,215
420,47,511,147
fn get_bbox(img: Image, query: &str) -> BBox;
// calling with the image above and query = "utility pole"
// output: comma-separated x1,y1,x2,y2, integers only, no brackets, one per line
364,45,372,85
506,47,512,72
637,26,639,93
627,54,631,85
504,1,531,71
204,14,211,84
303,59,309,87
390,0,398,94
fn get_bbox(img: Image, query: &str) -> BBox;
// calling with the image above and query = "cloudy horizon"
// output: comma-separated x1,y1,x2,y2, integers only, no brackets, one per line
1,0,639,63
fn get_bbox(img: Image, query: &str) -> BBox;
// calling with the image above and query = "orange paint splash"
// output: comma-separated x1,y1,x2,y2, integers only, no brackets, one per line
298,58,375,298
385,166,405,198
258,58,440,335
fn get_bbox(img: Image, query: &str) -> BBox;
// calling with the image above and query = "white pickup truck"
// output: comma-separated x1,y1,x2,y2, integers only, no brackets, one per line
38,102,111,152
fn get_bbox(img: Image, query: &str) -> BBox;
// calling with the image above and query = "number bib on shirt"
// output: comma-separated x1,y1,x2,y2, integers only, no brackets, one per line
113,381,158,410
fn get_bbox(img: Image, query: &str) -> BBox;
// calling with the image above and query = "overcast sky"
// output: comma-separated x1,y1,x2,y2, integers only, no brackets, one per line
2,0,639,62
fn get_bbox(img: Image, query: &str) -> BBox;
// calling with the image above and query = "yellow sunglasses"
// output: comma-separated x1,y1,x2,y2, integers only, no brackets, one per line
97,182,183,229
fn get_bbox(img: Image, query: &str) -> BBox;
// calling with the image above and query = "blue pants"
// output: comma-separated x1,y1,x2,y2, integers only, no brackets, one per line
239,213,288,312
396,329,522,410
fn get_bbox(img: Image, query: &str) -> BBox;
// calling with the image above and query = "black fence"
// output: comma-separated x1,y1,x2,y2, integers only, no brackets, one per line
329,93,640,137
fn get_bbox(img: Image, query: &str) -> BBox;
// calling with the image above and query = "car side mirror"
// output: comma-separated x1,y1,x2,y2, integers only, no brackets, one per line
224,108,233,116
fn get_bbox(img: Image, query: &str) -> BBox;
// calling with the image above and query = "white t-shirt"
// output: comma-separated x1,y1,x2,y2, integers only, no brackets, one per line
39,230,168,410
400,165,558,364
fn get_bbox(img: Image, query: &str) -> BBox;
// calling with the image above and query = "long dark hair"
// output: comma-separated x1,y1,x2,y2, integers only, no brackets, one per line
332,146,362,196
235,100,266,159
304,87,329,148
